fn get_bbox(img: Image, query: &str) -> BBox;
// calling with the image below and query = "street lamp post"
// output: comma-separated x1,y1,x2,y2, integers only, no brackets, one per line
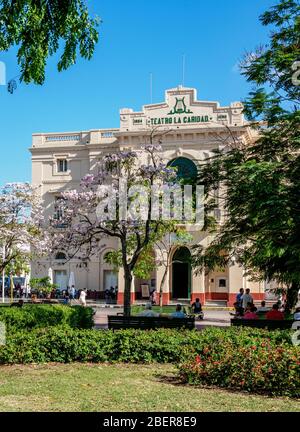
9,259,15,304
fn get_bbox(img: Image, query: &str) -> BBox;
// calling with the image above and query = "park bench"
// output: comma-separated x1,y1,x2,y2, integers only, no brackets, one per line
108,315,195,330
231,318,294,330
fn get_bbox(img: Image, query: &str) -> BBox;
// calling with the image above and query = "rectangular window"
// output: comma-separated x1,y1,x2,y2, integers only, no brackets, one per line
57,159,68,172
219,279,226,288
54,270,68,291
54,197,67,228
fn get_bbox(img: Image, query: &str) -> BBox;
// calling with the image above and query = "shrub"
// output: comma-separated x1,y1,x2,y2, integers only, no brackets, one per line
0,325,297,397
0,326,295,366
0,305,94,330
178,339,300,398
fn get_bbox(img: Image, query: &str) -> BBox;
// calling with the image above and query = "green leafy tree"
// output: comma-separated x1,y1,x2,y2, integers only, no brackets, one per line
105,226,193,304
193,0,300,311
5,254,30,276
51,144,189,316
29,276,57,295
0,0,100,84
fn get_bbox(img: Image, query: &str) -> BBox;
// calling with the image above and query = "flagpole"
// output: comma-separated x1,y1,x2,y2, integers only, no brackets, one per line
182,54,186,87
150,73,153,104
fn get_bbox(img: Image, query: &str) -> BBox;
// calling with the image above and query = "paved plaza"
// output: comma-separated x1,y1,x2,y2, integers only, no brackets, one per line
93,308,230,329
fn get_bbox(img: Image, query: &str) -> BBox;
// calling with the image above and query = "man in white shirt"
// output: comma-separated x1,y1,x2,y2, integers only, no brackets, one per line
138,304,159,317
257,300,269,313
242,288,254,310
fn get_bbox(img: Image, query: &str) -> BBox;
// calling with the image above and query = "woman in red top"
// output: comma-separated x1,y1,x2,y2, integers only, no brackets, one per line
243,306,258,320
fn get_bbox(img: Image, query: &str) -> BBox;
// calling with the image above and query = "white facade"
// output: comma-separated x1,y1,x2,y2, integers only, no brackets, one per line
30,86,264,305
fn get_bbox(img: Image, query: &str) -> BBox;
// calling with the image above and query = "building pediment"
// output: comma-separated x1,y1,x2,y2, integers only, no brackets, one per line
120,86,244,131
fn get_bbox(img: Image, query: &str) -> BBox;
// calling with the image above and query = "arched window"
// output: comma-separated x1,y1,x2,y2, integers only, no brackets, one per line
55,252,66,260
168,157,197,181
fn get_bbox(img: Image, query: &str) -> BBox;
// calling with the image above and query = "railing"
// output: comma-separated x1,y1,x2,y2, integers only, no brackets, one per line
100,131,115,138
45,135,80,142
32,129,119,148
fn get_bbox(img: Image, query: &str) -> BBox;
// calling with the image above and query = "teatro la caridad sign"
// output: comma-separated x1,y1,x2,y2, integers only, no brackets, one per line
149,96,211,126
119,86,244,131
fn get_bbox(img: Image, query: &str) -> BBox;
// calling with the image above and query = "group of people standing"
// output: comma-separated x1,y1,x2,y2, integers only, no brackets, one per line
233,287,300,320
104,286,118,303
5,282,31,298
62,286,87,306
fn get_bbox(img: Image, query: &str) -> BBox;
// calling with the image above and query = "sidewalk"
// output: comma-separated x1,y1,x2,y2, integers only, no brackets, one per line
93,308,231,330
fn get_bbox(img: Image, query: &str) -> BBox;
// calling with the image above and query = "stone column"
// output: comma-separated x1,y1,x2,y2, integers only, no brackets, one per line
156,264,170,305
228,263,244,306
131,275,136,304
117,268,135,306
117,268,124,305
191,270,205,304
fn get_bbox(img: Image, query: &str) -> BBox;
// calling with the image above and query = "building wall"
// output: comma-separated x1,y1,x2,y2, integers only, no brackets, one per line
30,86,262,306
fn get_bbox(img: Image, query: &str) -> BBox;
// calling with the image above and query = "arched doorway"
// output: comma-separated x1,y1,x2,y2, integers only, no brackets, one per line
172,247,191,299
168,157,197,181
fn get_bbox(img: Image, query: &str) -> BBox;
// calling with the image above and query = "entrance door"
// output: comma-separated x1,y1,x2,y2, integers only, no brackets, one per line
103,270,118,291
54,270,68,291
172,247,191,299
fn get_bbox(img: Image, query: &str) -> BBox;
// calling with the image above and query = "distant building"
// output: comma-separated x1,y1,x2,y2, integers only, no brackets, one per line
30,86,265,306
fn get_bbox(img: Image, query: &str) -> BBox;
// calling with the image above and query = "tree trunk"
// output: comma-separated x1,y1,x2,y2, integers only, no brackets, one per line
285,282,299,313
123,270,132,317
159,266,168,308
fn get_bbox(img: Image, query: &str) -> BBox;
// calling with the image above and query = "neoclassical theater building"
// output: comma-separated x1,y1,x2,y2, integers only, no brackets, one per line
30,86,268,306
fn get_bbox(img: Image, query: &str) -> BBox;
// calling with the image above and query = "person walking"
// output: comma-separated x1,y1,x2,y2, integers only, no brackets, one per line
79,288,87,307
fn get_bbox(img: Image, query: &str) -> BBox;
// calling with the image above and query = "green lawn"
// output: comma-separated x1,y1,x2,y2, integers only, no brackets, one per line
0,363,299,412
131,305,178,314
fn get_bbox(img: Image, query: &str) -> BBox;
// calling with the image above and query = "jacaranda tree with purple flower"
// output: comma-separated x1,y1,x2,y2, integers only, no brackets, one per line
51,144,187,316
0,183,49,274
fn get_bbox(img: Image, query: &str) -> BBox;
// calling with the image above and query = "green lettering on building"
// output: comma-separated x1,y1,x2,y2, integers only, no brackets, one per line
149,115,210,125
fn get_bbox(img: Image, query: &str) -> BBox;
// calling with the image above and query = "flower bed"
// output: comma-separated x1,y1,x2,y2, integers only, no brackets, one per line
178,338,300,398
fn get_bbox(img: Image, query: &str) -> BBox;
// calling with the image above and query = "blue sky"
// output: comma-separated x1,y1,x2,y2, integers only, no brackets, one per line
0,0,275,185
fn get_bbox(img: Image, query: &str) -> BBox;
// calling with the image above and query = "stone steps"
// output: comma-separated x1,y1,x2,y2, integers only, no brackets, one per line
204,300,228,308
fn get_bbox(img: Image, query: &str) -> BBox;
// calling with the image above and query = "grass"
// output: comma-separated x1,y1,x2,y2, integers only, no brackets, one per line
131,305,178,314
0,363,299,412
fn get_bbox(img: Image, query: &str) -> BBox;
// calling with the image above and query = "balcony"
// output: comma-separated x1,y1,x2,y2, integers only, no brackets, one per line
32,129,119,148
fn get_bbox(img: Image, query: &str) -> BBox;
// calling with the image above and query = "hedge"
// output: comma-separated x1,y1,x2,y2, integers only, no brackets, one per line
0,326,295,365
0,305,94,330
0,323,298,397
178,338,300,398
